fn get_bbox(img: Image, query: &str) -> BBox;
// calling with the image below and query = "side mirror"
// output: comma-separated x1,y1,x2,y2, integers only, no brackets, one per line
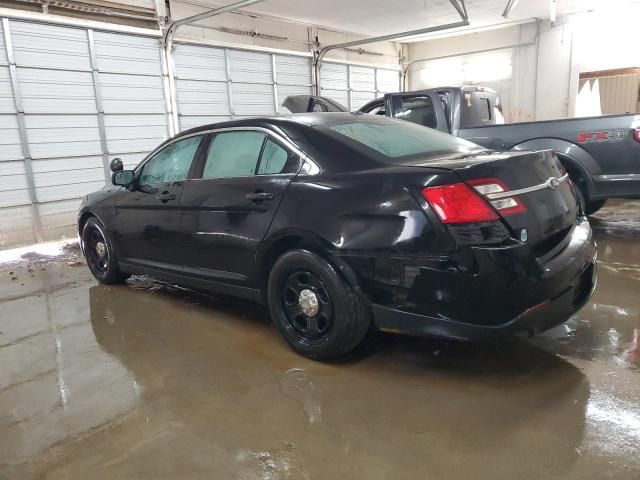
110,157,123,172
112,170,135,187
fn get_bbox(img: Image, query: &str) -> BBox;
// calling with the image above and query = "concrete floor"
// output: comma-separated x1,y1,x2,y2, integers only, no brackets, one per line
1,201,639,480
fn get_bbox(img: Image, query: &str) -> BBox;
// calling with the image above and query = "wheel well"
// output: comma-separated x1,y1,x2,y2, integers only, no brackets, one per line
258,235,367,306
78,212,95,236
260,236,307,287
556,154,590,200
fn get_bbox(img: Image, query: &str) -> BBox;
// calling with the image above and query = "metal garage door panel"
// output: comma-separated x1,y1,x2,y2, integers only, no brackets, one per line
229,50,271,82
321,89,349,110
93,31,162,76
0,67,15,113
18,68,96,114
321,63,348,90
0,205,34,247
232,82,275,116
174,44,227,81
0,21,7,65
0,115,23,161
351,91,376,110
10,21,91,71
0,161,29,208
31,155,104,174
35,180,104,203
350,65,375,91
99,73,165,114
25,115,101,159
275,55,312,86
377,69,400,93
39,198,83,241
177,79,229,116
104,114,167,154
34,155,104,203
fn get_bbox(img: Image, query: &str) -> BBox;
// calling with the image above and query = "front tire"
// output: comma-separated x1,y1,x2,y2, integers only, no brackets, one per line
82,217,129,284
267,250,370,360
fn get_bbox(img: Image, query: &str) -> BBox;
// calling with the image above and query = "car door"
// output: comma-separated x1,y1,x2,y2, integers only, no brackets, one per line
180,129,302,283
387,93,450,132
114,134,206,272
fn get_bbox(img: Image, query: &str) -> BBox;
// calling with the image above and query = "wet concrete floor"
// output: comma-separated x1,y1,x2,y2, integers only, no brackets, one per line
1,200,639,479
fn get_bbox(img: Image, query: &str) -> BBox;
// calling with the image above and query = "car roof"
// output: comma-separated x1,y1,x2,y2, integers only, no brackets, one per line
176,112,388,137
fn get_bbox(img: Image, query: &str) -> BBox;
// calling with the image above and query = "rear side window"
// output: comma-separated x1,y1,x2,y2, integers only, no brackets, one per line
328,120,479,160
396,96,438,128
203,131,266,179
461,91,505,128
257,139,299,175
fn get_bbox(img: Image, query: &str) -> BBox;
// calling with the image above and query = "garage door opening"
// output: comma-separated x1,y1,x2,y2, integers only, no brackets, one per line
576,67,640,117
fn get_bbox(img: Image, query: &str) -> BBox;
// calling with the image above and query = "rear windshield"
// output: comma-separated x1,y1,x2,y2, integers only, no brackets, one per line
327,120,481,160
460,91,505,128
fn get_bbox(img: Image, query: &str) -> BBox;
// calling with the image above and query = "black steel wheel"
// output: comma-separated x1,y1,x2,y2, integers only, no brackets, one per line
82,217,129,284
281,270,334,345
268,250,370,360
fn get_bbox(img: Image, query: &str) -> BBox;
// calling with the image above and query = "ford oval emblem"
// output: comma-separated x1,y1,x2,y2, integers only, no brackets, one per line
546,177,560,190
520,229,528,242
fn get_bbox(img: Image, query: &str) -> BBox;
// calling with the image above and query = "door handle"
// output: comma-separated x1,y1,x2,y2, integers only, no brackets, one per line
246,192,274,202
156,191,177,203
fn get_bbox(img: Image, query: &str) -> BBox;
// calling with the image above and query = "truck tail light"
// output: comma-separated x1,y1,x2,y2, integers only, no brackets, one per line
468,178,527,216
633,129,640,143
422,183,499,224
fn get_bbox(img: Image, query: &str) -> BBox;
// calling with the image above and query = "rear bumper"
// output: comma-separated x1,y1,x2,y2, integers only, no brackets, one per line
365,218,597,341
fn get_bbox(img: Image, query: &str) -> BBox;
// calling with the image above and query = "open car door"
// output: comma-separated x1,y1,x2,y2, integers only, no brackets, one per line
281,95,349,113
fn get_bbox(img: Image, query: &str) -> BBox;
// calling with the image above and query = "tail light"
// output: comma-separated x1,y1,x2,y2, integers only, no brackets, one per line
633,129,640,143
422,183,499,224
468,178,527,216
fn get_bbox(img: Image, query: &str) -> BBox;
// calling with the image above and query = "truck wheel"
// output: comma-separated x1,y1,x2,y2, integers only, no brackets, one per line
267,249,371,360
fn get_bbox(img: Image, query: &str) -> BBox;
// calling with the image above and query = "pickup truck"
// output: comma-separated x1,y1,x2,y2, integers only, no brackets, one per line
283,86,640,215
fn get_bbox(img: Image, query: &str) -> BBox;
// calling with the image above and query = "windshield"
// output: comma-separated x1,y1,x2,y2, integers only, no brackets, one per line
326,120,481,161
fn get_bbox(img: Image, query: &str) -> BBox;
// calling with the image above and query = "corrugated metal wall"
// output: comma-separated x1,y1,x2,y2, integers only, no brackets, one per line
0,18,171,248
0,16,401,249
320,62,401,110
173,43,314,131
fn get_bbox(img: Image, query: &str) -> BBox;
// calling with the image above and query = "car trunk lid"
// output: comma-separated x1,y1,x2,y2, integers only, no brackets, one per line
411,149,579,251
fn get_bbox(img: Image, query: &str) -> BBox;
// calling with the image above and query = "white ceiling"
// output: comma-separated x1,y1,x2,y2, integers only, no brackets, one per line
194,0,638,39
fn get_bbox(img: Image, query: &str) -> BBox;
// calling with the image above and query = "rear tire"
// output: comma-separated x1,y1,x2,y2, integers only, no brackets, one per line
82,217,129,284
267,250,370,360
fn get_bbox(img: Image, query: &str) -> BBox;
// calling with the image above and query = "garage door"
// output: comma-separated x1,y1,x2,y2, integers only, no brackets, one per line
173,42,313,131
320,62,401,110
0,18,170,247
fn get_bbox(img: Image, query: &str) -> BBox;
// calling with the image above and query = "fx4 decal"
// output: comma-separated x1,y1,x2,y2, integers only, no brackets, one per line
578,129,626,143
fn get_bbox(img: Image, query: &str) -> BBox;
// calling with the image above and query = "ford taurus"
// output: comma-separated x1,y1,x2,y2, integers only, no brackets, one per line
79,113,597,359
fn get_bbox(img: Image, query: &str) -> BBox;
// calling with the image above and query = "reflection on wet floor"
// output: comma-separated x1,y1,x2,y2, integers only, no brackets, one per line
0,201,639,479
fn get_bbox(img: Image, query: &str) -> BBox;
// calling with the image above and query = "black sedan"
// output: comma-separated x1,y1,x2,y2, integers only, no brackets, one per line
78,113,597,359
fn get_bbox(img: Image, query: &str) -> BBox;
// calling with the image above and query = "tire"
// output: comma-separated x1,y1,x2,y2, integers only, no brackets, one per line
267,250,371,360
82,217,129,284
